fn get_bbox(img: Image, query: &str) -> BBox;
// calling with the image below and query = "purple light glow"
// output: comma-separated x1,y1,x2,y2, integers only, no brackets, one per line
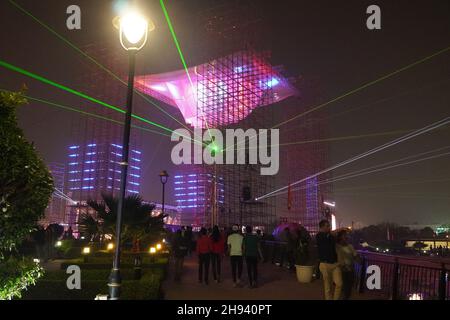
134,51,296,128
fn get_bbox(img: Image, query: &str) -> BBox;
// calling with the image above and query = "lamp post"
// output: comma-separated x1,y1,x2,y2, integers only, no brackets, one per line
109,8,152,300
159,170,169,216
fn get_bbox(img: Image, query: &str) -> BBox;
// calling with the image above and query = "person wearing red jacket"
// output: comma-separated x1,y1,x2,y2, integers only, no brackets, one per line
196,227,212,284
210,225,225,283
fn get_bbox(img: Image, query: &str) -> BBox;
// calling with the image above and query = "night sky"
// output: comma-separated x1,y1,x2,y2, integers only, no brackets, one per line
1,0,449,226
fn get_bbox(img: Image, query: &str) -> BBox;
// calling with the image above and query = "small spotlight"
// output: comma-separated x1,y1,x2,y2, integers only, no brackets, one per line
82,247,91,255
107,243,114,250
156,243,162,251
55,241,62,247
149,247,156,254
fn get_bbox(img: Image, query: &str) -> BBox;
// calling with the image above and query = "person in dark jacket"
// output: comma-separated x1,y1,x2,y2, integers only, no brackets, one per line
196,227,212,284
243,226,263,288
316,220,343,300
172,230,188,282
210,225,225,283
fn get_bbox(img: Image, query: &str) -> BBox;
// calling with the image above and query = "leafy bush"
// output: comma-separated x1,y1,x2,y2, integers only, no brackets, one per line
0,256,43,300
0,90,53,252
60,256,168,270
21,268,163,300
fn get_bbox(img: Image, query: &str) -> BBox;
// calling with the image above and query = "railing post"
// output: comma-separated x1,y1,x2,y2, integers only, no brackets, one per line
358,256,366,293
438,263,447,301
270,242,275,264
391,258,399,300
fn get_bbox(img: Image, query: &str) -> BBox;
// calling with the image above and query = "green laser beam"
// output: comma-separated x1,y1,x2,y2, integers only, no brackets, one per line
222,45,450,153
7,0,193,135
0,88,172,137
159,0,214,139
273,45,450,129
0,60,205,146
159,0,192,86
336,177,450,192
333,192,450,201
282,77,450,135
0,60,124,113
235,129,413,152
235,126,450,152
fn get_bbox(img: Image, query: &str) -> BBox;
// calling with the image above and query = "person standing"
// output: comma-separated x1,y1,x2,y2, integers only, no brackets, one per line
227,224,244,287
210,225,225,283
243,226,263,288
316,220,343,300
184,226,193,257
336,229,359,299
172,229,188,282
196,227,212,284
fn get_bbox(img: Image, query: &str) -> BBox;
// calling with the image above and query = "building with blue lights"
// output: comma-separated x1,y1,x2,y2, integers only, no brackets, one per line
173,170,224,226
66,143,142,202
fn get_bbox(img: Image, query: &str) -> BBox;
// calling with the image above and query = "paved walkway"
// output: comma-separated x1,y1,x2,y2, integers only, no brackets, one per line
162,255,377,300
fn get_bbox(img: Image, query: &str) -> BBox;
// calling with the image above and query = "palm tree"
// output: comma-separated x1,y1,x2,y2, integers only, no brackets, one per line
78,213,101,242
79,193,166,250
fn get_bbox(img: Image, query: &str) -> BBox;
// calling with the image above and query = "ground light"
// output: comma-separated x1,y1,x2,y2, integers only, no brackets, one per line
55,241,62,247
156,243,162,251
82,247,91,254
82,246,91,263
149,246,157,263
106,243,114,251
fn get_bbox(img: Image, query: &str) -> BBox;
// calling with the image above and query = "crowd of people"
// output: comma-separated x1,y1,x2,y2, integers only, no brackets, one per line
171,224,263,288
170,220,359,299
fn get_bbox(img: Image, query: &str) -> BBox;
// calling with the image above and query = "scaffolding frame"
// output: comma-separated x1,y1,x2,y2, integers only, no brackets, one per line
184,0,277,230
65,43,143,229
279,76,333,234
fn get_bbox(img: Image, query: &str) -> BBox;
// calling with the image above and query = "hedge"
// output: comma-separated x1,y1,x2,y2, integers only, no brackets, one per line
20,269,163,300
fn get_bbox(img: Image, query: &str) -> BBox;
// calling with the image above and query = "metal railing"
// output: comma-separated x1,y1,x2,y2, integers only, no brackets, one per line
262,240,450,300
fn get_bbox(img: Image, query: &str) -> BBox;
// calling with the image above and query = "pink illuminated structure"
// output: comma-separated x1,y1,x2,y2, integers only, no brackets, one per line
134,51,297,128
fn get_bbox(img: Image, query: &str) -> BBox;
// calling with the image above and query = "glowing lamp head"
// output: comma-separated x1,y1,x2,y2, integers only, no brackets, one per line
156,243,162,251
149,247,156,254
121,11,147,43
107,243,114,250
113,8,154,51
55,241,62,247
82,247,91,255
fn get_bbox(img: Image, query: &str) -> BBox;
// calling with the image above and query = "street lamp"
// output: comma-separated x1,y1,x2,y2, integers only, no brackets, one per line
159,170,169,216
109,8,153,300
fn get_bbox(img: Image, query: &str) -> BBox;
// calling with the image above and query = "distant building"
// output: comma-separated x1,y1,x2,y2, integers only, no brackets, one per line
173,170,224,226
41,162,66,226
404,239,449,249
64,142,142,233
150,203,182,226
66,142,142,201
403,224,442,232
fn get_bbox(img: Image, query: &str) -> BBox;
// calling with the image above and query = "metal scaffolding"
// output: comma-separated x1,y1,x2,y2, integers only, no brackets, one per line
188,0,278,230
278,76,333,234
65,43,143,231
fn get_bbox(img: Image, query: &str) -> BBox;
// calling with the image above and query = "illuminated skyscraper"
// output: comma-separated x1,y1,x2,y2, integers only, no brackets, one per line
173,170,225,226
66,142,142,202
